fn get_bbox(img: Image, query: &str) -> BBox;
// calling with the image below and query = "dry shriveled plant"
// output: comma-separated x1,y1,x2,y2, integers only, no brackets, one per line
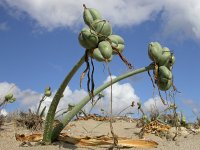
15,109,43,131
0,115,5,128
15,86,52,131
149,103,160,121
192,110,200,129
197,117,200,127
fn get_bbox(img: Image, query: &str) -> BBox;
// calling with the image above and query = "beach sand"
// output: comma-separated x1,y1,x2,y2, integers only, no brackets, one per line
0,119,200,150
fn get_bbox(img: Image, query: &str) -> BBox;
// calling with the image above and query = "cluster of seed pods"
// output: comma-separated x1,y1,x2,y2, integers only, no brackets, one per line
148,42,175,91
4,93,16,103
78,4,125,62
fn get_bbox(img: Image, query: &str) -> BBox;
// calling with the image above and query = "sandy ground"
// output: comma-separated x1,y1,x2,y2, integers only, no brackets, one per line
0,119,200,150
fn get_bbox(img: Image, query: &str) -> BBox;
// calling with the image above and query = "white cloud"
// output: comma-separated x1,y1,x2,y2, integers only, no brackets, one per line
0,22,9,31
0,82,89,116
2,0,200,39
143,96,169,113
0,78,141,118
2,80,184,119
0,109,8,116
0,82,42,107
2,0,83,30
46,87,88,117
160,0,200,40
37,76,140,117
94,76,140,115
1,0,160,30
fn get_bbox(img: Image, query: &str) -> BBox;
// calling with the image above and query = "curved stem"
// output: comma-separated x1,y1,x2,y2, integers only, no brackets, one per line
0,101,6,108
51,64,154,141
36,95,46,115
43,54,85,143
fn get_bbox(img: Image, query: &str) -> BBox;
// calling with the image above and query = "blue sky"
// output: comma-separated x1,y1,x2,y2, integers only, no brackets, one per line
0,0,200,121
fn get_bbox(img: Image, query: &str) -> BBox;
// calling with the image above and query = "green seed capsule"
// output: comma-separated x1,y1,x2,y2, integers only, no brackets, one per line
98,41,113,59
148,42,163,62
182,115,186,122
5,93,13,100
107,54,113,62
45,90,52,97
108,35,124,45
91,48,105,62
159,77,169,83
158,66,172,80
83,7,102,27
164,54,176,70
112,44,125,55
157,79,172,91
78,28,99,49
158,47,171,66
92,19,112,41
108,36,118,47
45,86,51,92
8,97,16,103
107,35,125,54
171,54,175,65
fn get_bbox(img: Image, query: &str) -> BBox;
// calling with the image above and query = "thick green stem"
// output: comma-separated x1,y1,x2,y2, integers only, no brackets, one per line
42,54,85,143
51,64,154,141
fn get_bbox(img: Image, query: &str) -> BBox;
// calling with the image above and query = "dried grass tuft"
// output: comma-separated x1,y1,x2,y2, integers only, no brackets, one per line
15,109,43,131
